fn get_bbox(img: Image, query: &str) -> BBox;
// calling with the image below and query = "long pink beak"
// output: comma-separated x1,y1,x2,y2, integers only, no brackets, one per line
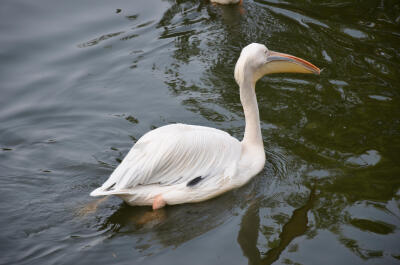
266,50,320,75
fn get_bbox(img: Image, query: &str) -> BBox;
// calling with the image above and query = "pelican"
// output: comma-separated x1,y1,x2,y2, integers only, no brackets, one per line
91,43,320,209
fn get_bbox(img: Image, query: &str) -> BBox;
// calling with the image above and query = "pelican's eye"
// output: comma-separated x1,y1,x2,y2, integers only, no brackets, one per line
264,49,270,61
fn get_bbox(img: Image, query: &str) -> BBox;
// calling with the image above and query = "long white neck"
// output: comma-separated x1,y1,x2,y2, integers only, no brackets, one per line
239,78,263,149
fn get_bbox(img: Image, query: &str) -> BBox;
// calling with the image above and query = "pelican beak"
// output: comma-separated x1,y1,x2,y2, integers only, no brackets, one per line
263,50,320,75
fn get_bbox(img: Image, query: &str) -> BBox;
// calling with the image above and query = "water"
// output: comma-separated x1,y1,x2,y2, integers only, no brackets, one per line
1,0,399,264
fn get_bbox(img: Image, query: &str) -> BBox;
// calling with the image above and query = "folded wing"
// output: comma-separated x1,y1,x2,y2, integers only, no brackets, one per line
91,124,241,195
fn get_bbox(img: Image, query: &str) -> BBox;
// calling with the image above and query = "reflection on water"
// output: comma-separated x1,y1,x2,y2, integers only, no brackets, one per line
238,185,316,265
98,181,258,249
77,196,110,217
1,0,400,264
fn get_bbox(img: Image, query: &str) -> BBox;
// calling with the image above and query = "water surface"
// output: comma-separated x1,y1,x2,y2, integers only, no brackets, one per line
1,0,399,264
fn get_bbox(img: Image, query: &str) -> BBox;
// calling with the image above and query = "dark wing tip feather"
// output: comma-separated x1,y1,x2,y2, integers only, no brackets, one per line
106,183,116,191
187,176,203,187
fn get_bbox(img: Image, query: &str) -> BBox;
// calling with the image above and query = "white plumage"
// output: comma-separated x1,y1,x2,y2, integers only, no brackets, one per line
90,43,320,209
91,124,242,205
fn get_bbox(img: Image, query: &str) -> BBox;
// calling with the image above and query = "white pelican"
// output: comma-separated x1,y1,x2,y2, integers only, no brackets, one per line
91,43,320,209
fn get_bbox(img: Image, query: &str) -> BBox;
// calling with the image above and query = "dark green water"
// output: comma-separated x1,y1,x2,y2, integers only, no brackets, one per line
1,0,399,264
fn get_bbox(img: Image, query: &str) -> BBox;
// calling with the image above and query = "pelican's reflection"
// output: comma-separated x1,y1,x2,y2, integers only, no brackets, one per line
100,190,243,247
238,185,317,265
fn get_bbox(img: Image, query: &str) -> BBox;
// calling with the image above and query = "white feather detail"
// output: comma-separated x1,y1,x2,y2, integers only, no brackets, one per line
91,123,241,197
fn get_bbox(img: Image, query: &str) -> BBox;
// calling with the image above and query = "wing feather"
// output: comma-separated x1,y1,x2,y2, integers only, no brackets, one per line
97,124,241,193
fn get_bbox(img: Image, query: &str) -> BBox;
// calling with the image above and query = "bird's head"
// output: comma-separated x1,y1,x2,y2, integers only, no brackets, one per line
234,43,320,85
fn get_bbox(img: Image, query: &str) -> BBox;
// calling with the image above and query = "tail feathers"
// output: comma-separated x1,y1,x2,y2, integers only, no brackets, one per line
90,184,132,197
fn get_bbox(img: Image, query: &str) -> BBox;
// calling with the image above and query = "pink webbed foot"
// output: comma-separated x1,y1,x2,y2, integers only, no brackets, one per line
152,194,166,210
